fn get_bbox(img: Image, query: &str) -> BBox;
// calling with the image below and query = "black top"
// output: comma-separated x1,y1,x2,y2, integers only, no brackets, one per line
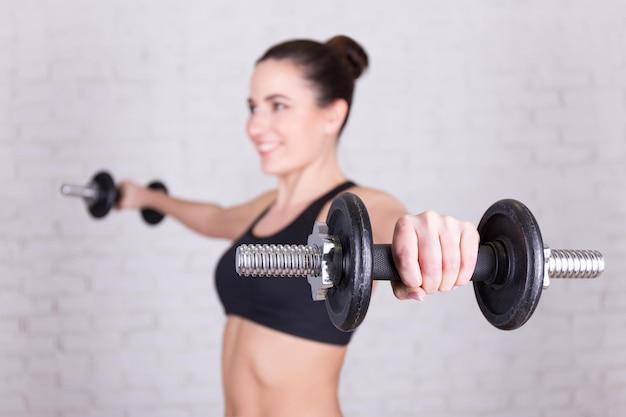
215,181,357,345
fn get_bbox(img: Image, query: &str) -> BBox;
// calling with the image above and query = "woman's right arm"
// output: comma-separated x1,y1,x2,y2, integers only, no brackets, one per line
117,180,275,240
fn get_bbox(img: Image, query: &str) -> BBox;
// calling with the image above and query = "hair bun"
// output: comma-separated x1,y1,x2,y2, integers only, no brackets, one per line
326,35,369,80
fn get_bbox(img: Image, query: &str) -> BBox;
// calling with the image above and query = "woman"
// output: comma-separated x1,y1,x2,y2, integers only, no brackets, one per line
119,35,479,417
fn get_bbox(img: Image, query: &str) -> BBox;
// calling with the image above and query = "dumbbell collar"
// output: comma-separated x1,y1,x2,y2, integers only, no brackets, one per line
543,247,552,290
307,222,342,301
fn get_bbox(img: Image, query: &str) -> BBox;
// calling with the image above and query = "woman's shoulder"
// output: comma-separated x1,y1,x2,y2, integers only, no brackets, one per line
340,185,408,243
344,185,406,212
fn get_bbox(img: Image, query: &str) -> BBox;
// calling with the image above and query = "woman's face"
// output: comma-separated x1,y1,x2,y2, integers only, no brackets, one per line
246,59,339,176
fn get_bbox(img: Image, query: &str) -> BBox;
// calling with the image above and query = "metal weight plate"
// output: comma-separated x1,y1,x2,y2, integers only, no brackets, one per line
473,199,544,330
325,193,374,332
88,171,117,219
141,181,168,225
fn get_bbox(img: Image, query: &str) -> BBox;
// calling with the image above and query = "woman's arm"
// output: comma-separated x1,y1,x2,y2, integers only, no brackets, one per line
117,180,275,240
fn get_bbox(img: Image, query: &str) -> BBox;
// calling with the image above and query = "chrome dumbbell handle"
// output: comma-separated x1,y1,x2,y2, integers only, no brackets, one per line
60,183,100,201
236,242,604,296
545,249,605,278
236,244,322,278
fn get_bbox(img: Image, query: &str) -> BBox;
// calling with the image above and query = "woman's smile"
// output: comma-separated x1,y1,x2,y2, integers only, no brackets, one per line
256,141,281,156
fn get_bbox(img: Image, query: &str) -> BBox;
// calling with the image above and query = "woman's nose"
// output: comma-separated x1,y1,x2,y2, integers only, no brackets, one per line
246,113,269,138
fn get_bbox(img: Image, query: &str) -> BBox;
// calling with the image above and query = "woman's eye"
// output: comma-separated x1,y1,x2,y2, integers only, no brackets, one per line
273,102,286,111
248,104,257,114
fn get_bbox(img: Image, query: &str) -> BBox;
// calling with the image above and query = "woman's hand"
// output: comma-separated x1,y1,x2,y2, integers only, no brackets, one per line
390,212,480,301
116,180,152,210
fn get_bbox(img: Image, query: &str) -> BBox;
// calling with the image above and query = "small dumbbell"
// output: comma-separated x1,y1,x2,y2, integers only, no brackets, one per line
60,170,168,225
235,193,604,332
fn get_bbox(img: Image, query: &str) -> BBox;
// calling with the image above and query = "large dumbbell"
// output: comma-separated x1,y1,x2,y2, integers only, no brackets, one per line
60,170,167,225
235,193,604,332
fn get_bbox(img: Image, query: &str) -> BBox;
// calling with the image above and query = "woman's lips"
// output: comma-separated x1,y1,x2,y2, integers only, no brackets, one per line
257,142,280,156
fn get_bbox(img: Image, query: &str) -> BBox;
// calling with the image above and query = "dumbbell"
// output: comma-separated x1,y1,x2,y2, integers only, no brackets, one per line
235,193,604,332
60,170,168,225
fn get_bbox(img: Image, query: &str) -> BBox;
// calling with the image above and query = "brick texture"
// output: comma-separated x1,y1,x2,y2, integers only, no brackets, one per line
1,0,624,416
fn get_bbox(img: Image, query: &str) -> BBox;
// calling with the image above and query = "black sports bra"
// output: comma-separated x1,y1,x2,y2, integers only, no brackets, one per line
214,181,356,345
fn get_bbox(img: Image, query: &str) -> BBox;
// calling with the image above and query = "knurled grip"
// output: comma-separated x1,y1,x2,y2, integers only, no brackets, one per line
372,245,401,281
372,244,497,283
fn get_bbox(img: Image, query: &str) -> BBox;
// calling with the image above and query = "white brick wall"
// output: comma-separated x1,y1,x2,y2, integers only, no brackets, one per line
1,0,624,416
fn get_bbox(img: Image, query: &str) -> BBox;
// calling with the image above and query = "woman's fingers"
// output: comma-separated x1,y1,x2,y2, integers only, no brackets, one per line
391,212,479,300
458,222,480,286
391,215,423,295
116,181,143,210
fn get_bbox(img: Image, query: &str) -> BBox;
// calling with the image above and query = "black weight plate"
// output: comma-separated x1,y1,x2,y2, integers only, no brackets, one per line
141,181,168,225
473,199,544,330
325,193,373,332
88,171,117,219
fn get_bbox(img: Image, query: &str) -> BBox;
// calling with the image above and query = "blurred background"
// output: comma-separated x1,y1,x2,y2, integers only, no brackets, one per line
0,0,624,416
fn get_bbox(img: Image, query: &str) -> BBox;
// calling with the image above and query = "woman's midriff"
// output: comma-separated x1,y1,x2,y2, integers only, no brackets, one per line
221,315,348,417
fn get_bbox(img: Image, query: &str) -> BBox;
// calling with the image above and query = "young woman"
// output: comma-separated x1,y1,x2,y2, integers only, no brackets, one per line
118,35,479,417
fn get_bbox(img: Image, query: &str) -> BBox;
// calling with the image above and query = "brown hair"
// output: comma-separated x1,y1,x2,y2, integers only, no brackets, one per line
257,35,369,135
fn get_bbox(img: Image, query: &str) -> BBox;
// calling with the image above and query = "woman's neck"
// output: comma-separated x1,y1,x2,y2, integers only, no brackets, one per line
273,159,346,211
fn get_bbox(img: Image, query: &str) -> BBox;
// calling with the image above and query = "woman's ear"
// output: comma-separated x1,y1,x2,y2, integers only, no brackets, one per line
324,99,349,136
